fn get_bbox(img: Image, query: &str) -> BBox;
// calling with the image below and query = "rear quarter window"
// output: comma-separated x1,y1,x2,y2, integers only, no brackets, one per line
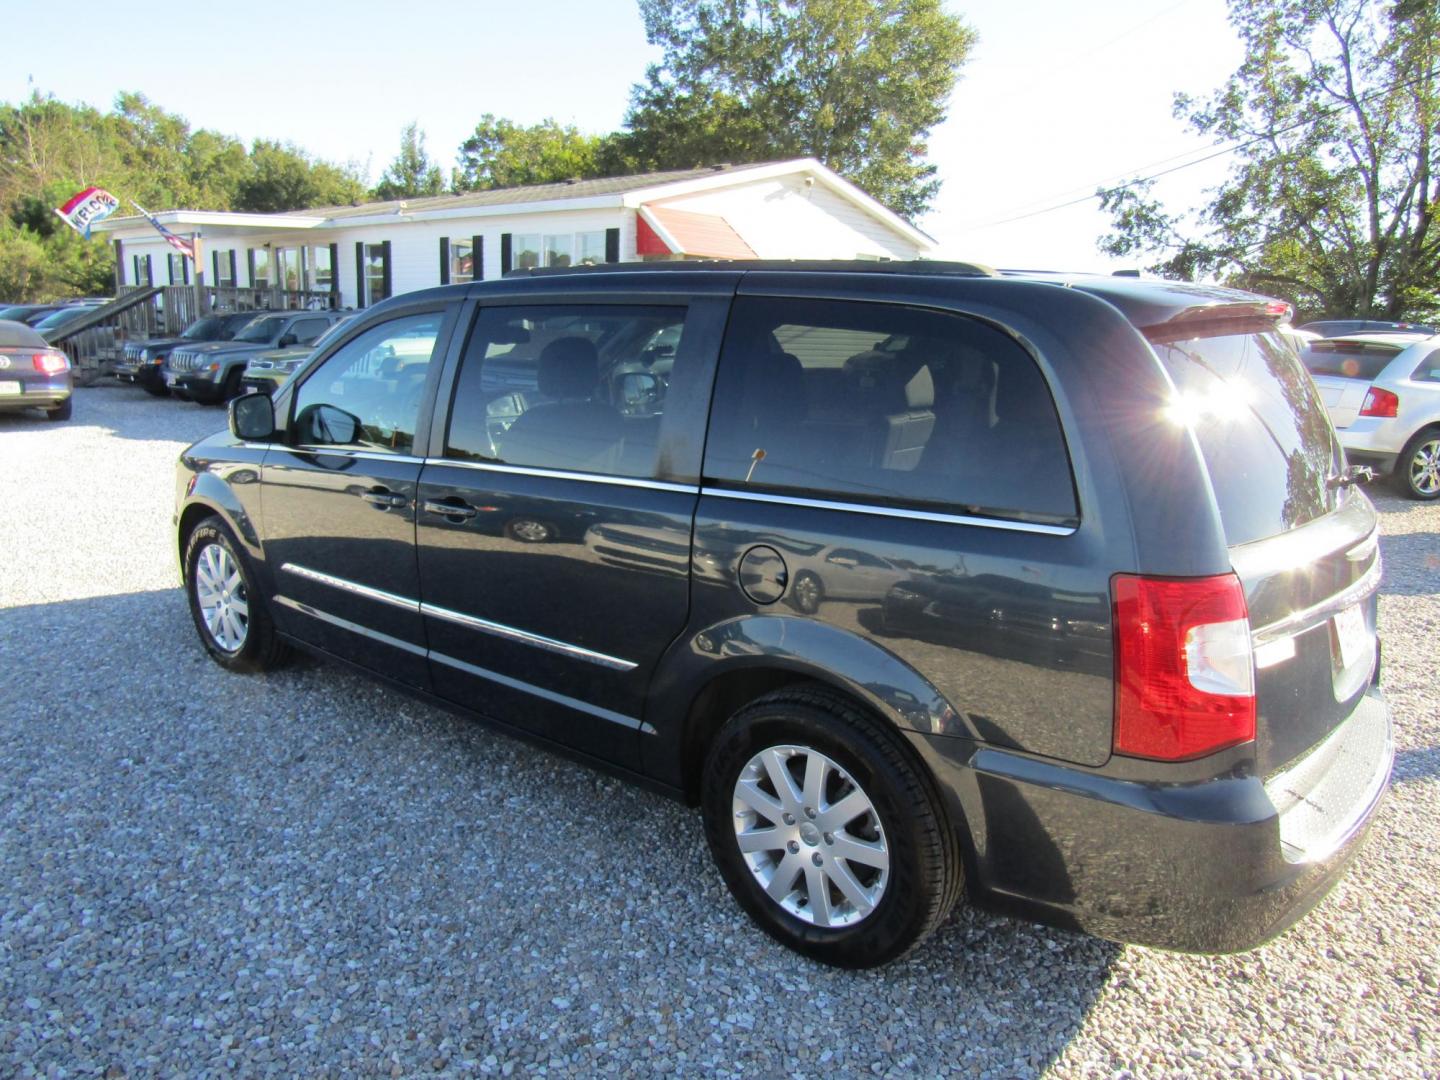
1152,326,1343,545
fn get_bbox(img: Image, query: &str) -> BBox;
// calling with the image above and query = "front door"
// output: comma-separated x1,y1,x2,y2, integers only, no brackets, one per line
261,307,452,687
415,296,726,769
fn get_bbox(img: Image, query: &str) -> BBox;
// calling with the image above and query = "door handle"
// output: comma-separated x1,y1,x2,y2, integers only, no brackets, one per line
360,489,408,509
422,498,478,520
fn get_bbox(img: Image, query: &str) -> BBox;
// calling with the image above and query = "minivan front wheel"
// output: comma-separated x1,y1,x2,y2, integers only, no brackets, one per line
702,688,961,967
184,517,288,672
1397,428,1440,500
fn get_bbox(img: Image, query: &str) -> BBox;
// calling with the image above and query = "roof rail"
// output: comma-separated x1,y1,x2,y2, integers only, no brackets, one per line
505,258,999,279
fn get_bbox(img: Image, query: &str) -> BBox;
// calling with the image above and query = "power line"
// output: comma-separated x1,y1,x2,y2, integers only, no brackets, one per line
962,64,1440,232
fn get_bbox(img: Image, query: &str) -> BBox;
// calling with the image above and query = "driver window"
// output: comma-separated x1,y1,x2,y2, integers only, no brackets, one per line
291,312,443,455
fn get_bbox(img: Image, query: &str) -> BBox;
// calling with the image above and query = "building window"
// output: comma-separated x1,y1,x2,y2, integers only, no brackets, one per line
133,254,152,286
512,233,542,271
364,243,390,305
449,238,474,284
167,253,189,285
575,231,607,266
276,247,305,291
310,246,334,292
251,248,271,288
214,251,236,287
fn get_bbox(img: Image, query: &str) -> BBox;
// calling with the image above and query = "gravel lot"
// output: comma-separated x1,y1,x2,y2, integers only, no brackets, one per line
1,385,1436,1078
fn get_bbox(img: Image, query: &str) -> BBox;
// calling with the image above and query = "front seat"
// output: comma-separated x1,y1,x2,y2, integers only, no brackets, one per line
499,337,623,472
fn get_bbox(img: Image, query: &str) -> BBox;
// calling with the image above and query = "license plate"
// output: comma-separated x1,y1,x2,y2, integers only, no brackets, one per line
0,381,19,396
166,373,181,386
1333,604,1369,670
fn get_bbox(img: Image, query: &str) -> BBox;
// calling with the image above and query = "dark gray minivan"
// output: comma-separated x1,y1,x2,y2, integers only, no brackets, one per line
174,262,1392,967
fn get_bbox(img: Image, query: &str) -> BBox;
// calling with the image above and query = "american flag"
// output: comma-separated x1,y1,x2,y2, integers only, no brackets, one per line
133,202,197,261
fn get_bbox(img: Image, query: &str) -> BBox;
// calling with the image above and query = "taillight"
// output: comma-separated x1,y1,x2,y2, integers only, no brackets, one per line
1359,387,1399,418
1111,573,1256,761
33,351,69,375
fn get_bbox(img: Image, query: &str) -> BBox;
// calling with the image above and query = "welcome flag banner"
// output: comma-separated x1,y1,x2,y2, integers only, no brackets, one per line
54,186,121,239
133,202,197,261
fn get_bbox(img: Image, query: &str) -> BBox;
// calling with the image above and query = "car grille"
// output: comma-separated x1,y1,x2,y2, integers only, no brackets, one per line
122,343,147,363
170,349,201,372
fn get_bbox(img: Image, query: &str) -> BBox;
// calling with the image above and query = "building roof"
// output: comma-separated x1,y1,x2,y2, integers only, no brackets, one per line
637,205,756,259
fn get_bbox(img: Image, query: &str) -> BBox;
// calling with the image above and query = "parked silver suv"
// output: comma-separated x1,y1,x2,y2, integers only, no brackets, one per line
1302,332,1440,498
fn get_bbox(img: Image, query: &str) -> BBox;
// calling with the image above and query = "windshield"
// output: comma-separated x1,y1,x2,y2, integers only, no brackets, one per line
1152,326,1344,546
181,316,225,340
1300,340,1403,380
235,316,286,343
33,306,96,331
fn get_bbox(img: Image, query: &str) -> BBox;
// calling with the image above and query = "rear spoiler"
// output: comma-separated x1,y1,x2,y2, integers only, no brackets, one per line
1140,300,1293,345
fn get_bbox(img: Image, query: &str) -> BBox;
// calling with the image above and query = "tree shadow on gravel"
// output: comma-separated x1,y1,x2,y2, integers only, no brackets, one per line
1375,532,1440,597
0,587,1117,1078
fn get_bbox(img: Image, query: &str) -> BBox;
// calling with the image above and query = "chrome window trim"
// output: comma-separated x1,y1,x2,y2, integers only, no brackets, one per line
278,562,638,672
430,650,654,733
284,447,428,466
422,457,699,495
699,487,1078,536
421,601,638,672
280,563,420,612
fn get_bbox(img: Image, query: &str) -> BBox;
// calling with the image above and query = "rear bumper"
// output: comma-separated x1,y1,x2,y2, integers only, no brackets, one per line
0,379,72,410
1338,418,1410,460
917,686,1392,952
164,371,222,401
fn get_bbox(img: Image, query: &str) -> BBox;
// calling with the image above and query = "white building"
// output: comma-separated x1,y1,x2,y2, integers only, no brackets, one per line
95,159,935,310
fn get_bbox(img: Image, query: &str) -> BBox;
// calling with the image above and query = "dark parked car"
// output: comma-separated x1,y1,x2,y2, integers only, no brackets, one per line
175,262,1392,967
114,312,261,397
31,303,104,342
0,319,73,421
1298,318,1436,338
163,310,345,404
239,316,357,396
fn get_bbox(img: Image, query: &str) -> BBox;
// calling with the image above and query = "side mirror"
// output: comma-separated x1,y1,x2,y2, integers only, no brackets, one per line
620,371,660,406
229,392,276,441
277,333,298,347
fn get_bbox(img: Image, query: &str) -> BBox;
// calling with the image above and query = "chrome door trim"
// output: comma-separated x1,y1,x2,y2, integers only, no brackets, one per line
699,487,1078,536
421,601,638,672
421,457,699,495
430,650,655,733
280,562,420,612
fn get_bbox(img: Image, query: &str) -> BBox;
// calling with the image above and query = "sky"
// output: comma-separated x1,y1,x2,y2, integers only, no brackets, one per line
0,0,1245,271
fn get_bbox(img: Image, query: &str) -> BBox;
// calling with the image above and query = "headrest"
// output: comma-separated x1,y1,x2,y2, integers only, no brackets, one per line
903,365,934,410
739,350,805,430
537,337,599,400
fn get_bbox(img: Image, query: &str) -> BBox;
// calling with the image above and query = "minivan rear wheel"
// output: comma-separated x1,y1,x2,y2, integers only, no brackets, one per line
1396,428,1440,500
701,687,961,968
184,516,289,672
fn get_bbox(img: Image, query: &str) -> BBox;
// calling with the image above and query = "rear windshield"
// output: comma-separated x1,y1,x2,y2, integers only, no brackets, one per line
1151,327,1343,546
1300,340,1402,380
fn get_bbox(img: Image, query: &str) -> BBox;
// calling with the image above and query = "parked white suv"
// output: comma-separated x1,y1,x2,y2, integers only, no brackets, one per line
1302,332,1440,499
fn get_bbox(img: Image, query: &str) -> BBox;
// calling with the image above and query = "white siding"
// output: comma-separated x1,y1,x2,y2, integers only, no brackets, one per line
651,176,921,260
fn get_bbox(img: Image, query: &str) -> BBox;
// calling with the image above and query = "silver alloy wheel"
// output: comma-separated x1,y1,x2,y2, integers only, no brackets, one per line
732,744,889,928
194,542,249,652
1409,439,1440,495
509,519,552,542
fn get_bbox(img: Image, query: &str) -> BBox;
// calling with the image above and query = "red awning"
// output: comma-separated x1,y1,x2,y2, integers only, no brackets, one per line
637,205,756,259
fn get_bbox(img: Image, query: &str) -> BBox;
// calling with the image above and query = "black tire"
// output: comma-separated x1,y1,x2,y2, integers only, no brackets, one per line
141,380,170,398
1393,427,1440,500
216,367,244,405
183,516,289,673
790,570,824,614
701,687,962,968
46,397,72,422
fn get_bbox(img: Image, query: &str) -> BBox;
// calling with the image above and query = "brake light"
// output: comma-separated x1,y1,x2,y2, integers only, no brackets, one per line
1359,387,1399,418
1264,300,1293,321
1111,574,1256,761
32,351,68,375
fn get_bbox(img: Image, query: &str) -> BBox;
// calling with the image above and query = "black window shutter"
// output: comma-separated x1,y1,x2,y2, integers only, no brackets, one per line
132,255,139,284
381,240,392,300
605,227,620,264
247,249,256,287
145,254,153,285
211,250,220,284
183,257,191,285
327,244,338,295
229,250,238,285
167,255,175,286
500,233,512,275
439,237,450,285
355,242,365,306
472,235,483,280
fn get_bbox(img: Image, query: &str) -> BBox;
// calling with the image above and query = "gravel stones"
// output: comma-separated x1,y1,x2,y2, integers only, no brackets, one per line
0,385,1436,1077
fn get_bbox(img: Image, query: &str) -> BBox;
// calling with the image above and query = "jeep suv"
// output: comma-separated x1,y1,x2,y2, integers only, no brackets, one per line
174,262,1392,967
164,310,344,404
115,312,261,397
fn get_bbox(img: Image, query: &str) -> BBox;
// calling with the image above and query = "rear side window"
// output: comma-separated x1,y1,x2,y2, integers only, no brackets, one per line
1152,327,1343,545
703,297,1077,524
446,305,686,478
1300,340,1402,380
1409,347,1440,382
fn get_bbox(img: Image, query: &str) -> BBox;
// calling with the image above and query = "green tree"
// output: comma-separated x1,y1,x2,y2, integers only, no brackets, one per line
454,115,609,191
374,121,446,200
1098,0,1440,322
233,139,367,212
615,0,976,218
